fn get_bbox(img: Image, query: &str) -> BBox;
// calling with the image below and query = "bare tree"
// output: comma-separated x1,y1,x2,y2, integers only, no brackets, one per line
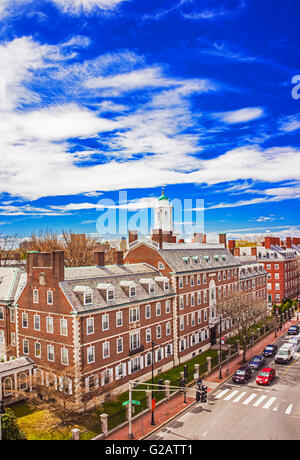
18,367,78,429
21,230,113,267
216,289,267,362
0,235,20,266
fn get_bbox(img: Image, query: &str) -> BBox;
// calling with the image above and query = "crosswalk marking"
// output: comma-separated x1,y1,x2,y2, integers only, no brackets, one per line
262,397,276,409
224,390,239,401
233,391,246,403
285,404,293,415
243,393,257,405
215,389,230,399
253,395,267,407
213,388,296,417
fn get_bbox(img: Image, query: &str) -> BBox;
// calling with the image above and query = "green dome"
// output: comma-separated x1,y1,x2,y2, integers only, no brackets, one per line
158,188,168,201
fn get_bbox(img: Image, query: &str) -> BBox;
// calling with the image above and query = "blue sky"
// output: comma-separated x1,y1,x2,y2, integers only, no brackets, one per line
0,0,299,239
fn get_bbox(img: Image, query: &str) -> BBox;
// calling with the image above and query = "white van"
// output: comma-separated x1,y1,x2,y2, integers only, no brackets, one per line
288,335,300,352
275,344,294,364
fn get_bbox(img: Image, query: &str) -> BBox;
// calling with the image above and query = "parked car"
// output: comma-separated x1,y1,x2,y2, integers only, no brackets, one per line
288,325,300,335
232,366,252,384
256,368,276,386
288,336,300,351
275,344,294,364
263,344,278,357
249,355,266,371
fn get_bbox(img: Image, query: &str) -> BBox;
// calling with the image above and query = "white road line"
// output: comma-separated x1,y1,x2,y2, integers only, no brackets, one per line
263,397,277,409
253,395,267,407
273,402,280,412
243,393,257,405
224,390,239,401
215,389,230,399
233,392,247,403
285,404,293,415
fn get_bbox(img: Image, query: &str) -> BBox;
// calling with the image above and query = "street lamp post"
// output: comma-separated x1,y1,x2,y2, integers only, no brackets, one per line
151,341,155,426
0,399,5,441
219,316,222,380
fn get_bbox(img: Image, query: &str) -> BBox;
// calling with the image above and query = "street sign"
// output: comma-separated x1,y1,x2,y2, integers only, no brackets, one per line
122,400,141,407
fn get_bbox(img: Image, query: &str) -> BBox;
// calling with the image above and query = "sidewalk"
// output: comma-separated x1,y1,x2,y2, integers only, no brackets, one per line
101,316,299,441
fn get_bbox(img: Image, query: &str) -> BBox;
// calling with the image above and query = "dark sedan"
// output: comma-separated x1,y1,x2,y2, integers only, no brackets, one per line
249,355,265,371
263,344,278,357
232,365,252,384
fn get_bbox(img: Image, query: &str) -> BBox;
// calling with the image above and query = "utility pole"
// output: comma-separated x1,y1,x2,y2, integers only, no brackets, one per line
128,380,133,439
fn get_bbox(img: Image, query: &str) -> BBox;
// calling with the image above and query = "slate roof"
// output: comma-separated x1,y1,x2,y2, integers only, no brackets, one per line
158,246,241,274
0,357,34,376
0,267,27,303
60,263,175,314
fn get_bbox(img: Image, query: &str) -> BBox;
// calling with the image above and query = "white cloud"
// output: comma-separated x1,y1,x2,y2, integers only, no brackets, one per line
50,0,128,13
213,107,265,124
279,113,300,133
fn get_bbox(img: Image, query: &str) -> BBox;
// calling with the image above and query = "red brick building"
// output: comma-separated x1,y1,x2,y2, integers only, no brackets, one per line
2,250,175,408
231,236,300,307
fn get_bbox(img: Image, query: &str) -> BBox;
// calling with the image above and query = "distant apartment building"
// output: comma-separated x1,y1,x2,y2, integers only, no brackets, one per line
229,236,300,307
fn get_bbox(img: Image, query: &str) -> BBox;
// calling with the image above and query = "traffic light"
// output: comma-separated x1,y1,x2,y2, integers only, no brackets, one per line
196,378,202,390
196,390,201,402
184,364,188,382
201,385,208,403
158,379,164,391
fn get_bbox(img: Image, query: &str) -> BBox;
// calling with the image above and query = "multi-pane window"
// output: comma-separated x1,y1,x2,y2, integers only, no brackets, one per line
166,322,171,336
46,316,54,334
129,307,140,323
179,278,183,288
87,346,95,364
145,304,151,319
11,332,16,346
102,314,109,331
116,311,123,327
84,292,93,305
0,307,4,321
34,315,40,331
87,317,94,335
129,286,136,297
61,348,69,365
156,302,161,316
10,308,15,323
47,345,55,362
0,329,4,344
23,340,29,355
146,328,151,343
22,313,28,329
149,282,155,294
156,325,162,339
107,289,115,301
203,274,207,284
197,275,201,285
116,337,123,354
165,300,171,314
130,357,141,373
180,317,184,331
191,312,195,326
47,290,53,305
35,342,41,358
191,293,195,307
33,289,39,304
60,319,68,336
130,332,140,351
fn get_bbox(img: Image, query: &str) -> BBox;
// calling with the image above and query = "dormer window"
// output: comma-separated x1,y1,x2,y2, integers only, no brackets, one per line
129,286,136,297
158,262,165,270
140,278,155,294
107,289,115,302
84,292,93,306
164,281,169,291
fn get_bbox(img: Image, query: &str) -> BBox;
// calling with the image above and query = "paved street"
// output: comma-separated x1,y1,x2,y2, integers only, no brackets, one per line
146,331,300,441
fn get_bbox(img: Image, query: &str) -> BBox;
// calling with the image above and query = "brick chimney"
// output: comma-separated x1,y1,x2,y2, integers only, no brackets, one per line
251,247,257,257
264,237,272,249
158,228,163,250
286,237,292,249
52,251,65,282
115,250,124,265
228,240,236,254
219,234,226,247
94,250,105,266
129,230,138,245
